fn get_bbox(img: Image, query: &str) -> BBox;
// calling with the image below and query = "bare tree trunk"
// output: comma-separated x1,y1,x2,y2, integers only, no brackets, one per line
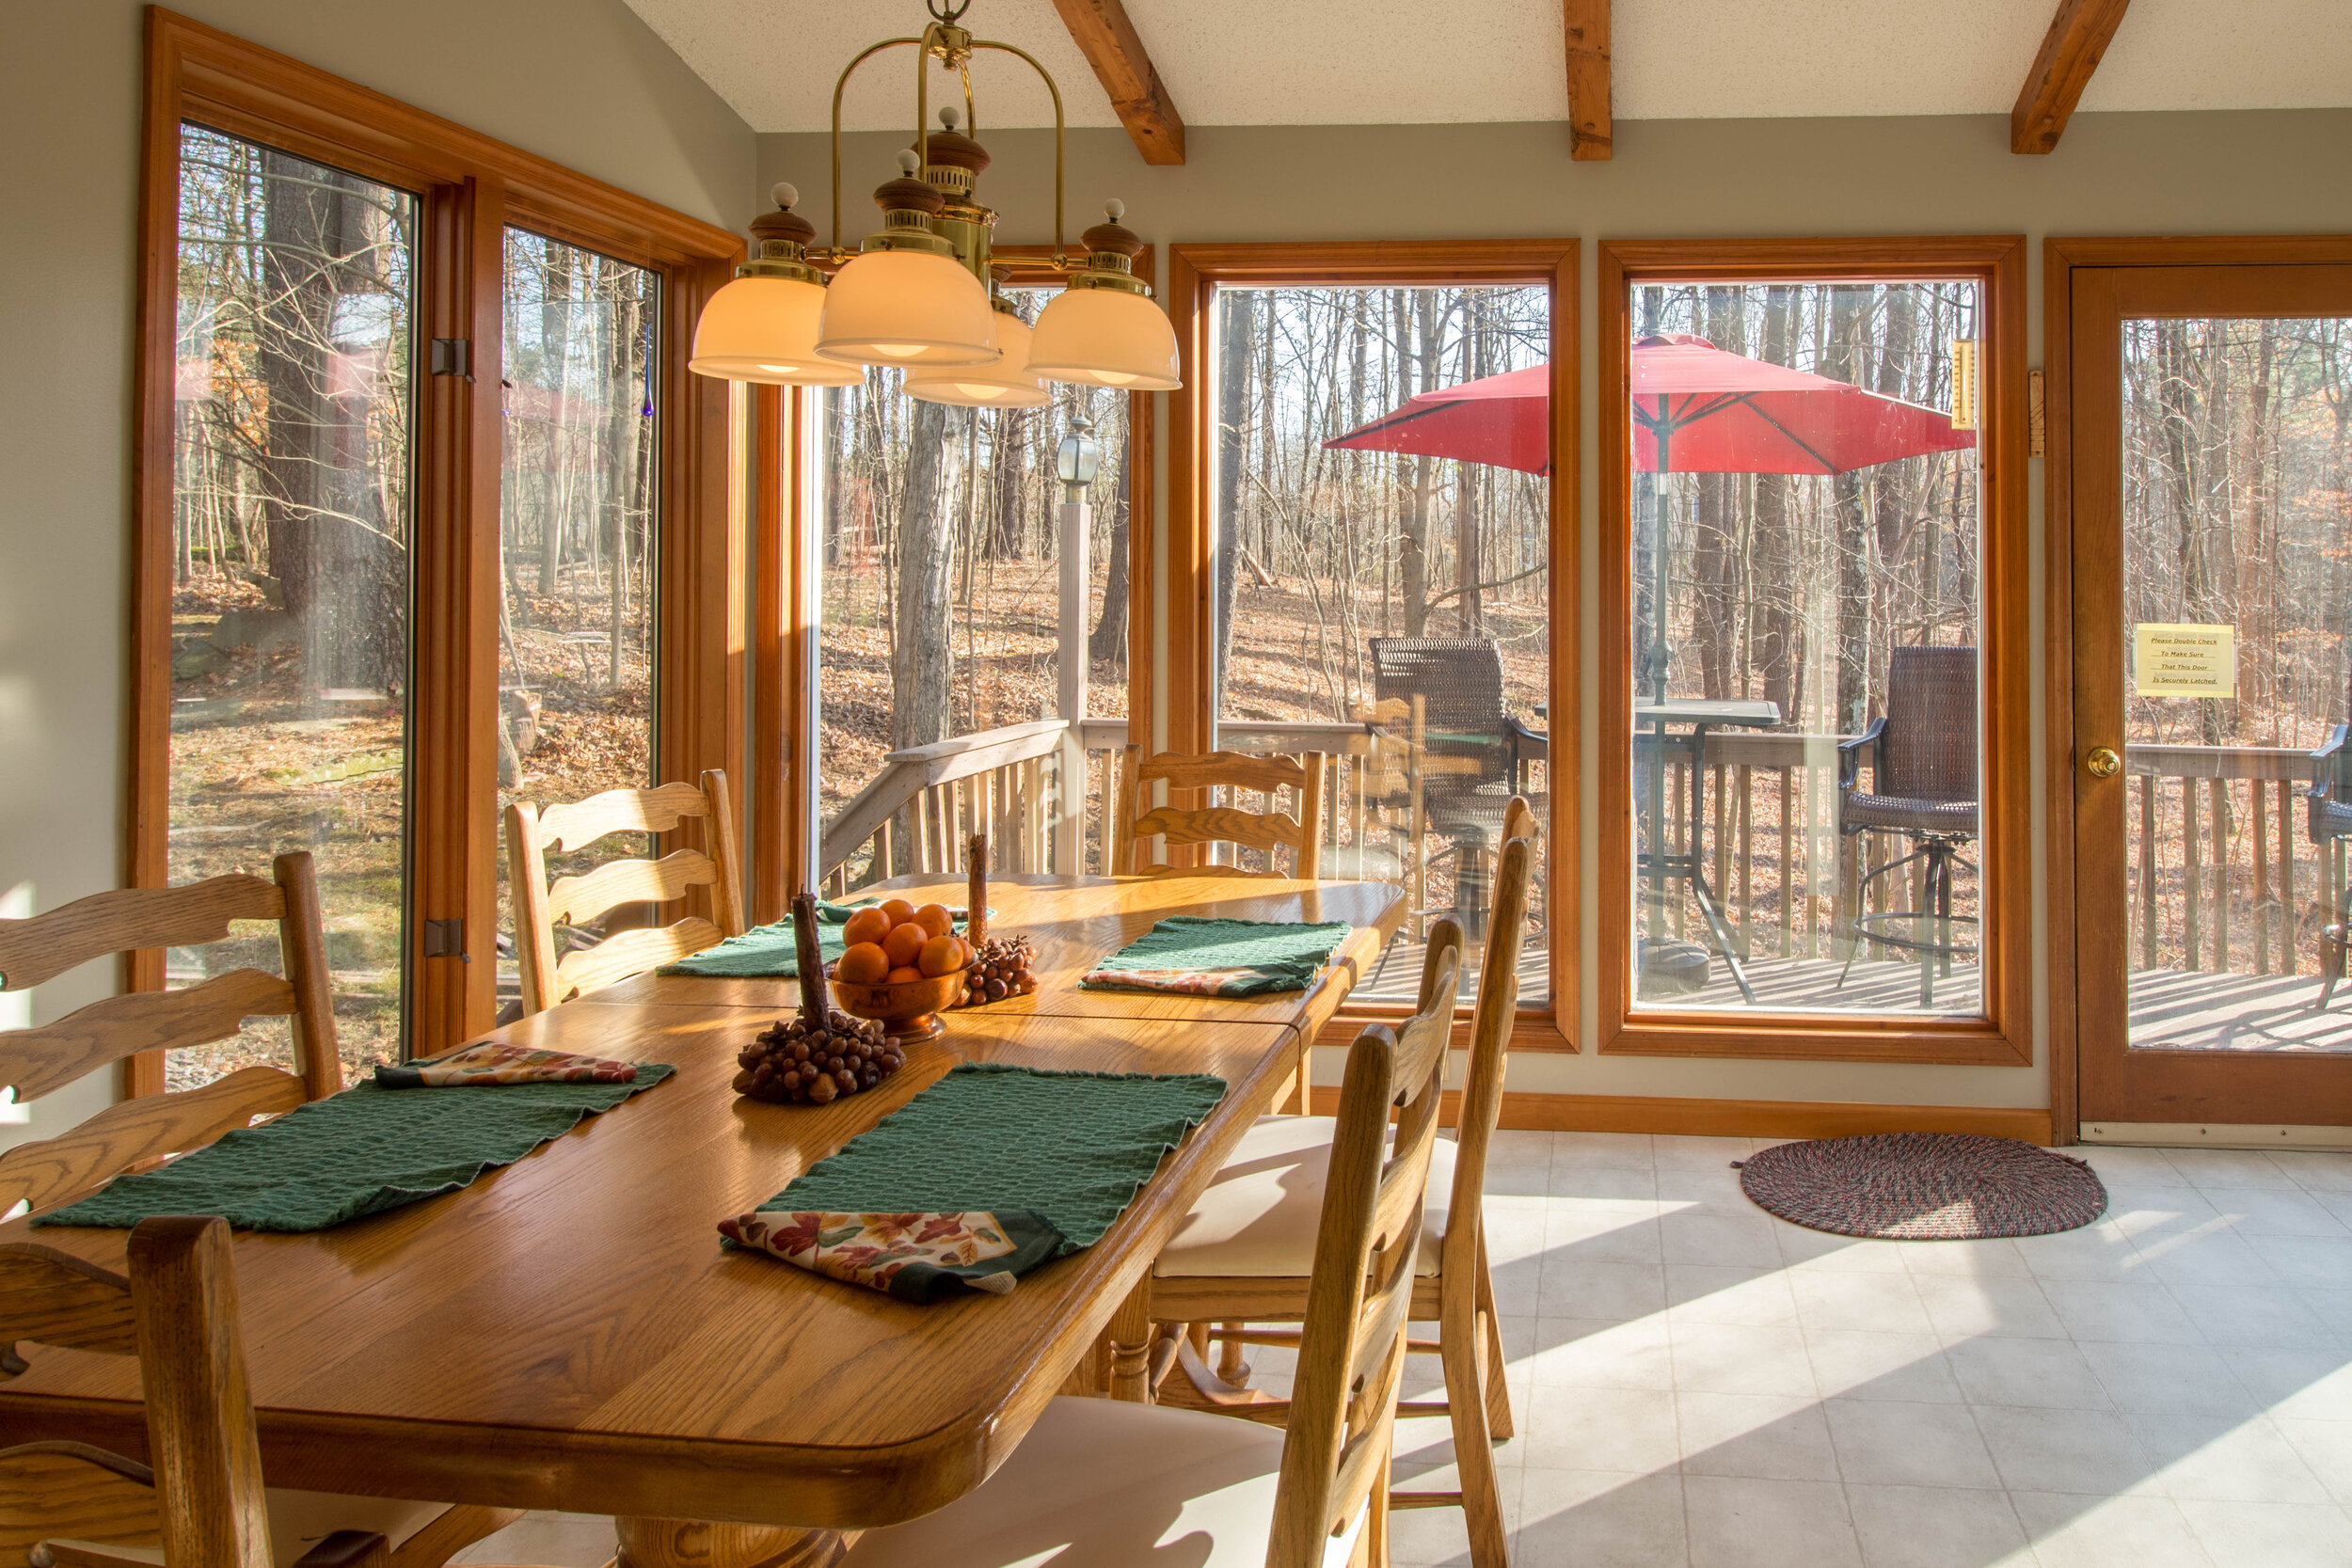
1827,283,1872,733
1398,292,1443,637
1088,412,1130,667
1216,291,1256,706
1752,285,1802,724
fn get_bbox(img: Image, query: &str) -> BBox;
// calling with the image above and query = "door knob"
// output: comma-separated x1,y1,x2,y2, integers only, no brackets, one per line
2085,746,2122,779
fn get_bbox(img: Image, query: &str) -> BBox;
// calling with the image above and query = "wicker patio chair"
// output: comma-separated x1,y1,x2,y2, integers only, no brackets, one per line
1836,644,1980,1008
1364,636,1546,939
2306,673,2352,1008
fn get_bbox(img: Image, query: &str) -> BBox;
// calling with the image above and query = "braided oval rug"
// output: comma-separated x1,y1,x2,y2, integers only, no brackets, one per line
1737,1133,2108,1240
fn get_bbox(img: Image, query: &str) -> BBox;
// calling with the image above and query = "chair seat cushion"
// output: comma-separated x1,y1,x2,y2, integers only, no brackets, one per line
1841,792,1978,836
52,1491,448,1568
1155,1116,1453,1279
841,1396,1361,1568
2315,795,2352,838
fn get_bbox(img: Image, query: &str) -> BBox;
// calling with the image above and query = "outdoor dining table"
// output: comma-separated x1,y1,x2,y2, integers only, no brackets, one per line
1635,698,1781,1003
0,873,1402,1568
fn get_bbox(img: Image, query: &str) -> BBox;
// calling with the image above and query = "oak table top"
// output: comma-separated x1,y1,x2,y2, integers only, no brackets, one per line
0,876,1403,1538
597,873,1406,1035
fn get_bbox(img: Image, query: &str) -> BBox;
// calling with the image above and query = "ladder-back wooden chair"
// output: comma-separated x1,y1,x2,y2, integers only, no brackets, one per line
1114,747,1327,879
835,1000,1449,1568
0,1217,574,1568
0,854,342,1222
508,770,743,1014
0,861,523,1568
1150,816,1536,1568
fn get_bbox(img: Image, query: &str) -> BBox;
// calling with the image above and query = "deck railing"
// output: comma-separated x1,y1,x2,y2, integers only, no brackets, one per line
820,723,2341,988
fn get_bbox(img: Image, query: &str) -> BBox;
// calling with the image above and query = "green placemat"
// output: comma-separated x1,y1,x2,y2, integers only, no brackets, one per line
752,1062,1227,1253
659,901,863,979
658,902,988,979
1079,915,1353,997
35,1066,675,1233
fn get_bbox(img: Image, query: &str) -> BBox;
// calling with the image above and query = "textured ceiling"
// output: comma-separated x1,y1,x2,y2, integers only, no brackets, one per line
618,0,2352,133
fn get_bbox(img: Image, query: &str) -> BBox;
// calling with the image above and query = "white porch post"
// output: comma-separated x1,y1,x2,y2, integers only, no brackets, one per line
1054,490,1089,874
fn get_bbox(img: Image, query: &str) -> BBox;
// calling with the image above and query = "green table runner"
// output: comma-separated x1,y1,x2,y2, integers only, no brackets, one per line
1080,916,1353,997
659,901,863,979
751,1062,1228,1252
35,1066,675,1233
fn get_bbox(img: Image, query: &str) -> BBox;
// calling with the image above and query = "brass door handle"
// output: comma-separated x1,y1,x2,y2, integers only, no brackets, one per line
2085,746,2122,779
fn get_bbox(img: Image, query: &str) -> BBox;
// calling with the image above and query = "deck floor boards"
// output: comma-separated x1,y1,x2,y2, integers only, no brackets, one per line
1354,931,2352,1053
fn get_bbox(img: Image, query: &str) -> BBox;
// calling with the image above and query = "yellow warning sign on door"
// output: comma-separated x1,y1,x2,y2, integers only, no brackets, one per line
2133,623,2236,698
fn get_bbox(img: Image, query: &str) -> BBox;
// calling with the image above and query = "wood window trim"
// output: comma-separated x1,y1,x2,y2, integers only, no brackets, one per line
2042,233,2352,1142
1596,237,2031,1067
1163,240,1581,1052
753,245,1158,915
129,8,742,1085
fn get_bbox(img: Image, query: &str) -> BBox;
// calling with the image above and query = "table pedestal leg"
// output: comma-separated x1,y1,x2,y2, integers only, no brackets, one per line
1108,1275,1155,1402
615,1518,844,1568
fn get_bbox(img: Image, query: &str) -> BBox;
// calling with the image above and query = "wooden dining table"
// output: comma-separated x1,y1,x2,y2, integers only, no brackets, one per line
0,874,1402,1568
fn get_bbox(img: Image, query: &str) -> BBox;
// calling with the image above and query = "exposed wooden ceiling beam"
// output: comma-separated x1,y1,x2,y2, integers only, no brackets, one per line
1048,0,1186,166
1564,0,1612,161
2011,0,2133,154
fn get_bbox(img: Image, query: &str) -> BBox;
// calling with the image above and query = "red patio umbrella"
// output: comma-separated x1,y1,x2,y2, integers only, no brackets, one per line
1323,332,1976,476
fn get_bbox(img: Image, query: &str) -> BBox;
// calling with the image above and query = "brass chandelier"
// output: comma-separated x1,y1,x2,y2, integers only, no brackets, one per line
688,0,1182,406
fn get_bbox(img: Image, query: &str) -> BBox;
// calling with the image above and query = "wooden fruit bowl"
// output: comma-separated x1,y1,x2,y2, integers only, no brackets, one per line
823,962,970,1045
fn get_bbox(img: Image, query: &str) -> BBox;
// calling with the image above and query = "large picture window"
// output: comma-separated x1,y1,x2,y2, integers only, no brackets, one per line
1166,242,1578,1043
1598,240,2027,1064
132,13,739,1080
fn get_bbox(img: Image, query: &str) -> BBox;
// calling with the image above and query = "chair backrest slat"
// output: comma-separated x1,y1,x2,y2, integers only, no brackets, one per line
545,847,724,930
0,1065,307,1219
1267,920,1459,1568
0,855,336,1213
1117,747,1327,879
534,780,712,853
0,970,295,1105
510,769,745,1014
0,1443,161,1561
0,877,281,995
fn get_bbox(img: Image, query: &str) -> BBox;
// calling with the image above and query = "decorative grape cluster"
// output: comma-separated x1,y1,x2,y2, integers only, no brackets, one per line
733,1010,903,1104
959,935,1039,1006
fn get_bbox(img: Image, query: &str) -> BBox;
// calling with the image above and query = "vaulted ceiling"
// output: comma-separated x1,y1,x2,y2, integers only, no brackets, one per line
621,0,2352,140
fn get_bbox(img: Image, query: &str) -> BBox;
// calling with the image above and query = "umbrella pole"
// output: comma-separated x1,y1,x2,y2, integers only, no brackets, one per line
1645,413,1673,946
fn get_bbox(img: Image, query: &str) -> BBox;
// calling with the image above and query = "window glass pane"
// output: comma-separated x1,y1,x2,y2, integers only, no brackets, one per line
167,124,417,1086
815,289,1131,892
1622,279,1984,1017
2120,316,2352,1050
495,230,660,1010
1208,285,1553,1009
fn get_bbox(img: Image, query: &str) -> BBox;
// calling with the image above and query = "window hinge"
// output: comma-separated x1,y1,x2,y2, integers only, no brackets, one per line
422,918,469,961
429,339,473,381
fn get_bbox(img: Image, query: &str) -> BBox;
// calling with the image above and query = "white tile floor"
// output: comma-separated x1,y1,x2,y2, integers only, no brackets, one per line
454,1134,2352,1568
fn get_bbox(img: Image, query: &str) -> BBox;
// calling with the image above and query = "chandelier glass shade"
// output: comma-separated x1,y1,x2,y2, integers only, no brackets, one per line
688,274,864,387
816,245,1002,367
1028,284,1181,391
904,309,1047,406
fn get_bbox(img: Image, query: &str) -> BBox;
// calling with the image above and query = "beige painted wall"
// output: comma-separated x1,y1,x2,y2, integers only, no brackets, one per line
765,112,2352,1110
0,1,752,1148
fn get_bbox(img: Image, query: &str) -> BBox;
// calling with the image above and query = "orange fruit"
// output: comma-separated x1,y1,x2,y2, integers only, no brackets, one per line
834,942,890,985
842,907,892,947
882,921,928,969
917,933,966,977
912,902,953,939
885,965,924,984
878,898,917,928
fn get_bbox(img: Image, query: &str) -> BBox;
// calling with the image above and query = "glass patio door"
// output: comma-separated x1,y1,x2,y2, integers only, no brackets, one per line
2072,263,2352,1128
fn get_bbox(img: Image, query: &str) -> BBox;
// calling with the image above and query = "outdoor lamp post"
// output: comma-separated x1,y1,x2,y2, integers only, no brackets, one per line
1057,411,1102,501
